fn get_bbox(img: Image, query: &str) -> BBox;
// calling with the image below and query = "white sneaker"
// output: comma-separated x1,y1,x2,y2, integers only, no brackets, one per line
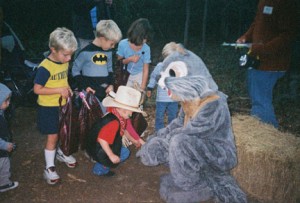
84,151,96,163
56,148,77,168
44,167,60,185
0,181,19,192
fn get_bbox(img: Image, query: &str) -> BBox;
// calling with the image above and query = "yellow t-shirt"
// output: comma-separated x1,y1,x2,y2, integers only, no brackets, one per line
37,59,69,106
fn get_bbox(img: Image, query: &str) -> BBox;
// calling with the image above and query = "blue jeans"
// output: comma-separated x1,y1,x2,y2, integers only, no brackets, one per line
155,102,178,131
93,146,130,175
247,68,285,128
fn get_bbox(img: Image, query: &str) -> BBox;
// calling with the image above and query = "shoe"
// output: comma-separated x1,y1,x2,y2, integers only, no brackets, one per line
44,166,60,185
103,171,115,177
56,148,77,168
94,171,115,177
0,181,19,192
84,151,96,163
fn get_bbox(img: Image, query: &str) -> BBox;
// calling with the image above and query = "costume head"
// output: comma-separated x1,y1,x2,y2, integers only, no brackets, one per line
158,50,218,101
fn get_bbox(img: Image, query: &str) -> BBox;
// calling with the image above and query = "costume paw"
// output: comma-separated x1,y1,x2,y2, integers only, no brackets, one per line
136,137,169,166
159,174,213,203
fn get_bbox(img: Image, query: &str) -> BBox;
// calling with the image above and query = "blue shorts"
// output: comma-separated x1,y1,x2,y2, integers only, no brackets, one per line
37,106,59,135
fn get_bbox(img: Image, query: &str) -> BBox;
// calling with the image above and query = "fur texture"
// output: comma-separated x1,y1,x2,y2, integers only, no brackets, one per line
137,50,247,203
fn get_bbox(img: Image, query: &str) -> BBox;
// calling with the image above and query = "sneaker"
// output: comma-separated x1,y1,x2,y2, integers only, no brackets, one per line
56,148,77,168
0,181,19,192
84,151,96,163
93,170,115,177
44,167,60,185
103,171,115,177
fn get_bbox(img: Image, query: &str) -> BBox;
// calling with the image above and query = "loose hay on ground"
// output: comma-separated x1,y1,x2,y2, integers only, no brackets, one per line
231,115,300,203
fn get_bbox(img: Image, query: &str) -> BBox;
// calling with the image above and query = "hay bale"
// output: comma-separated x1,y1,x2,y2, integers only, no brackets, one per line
231,115,300,203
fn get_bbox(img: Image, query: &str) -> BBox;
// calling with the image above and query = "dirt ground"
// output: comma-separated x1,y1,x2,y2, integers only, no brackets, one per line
0,106,169,203
0,104,266,203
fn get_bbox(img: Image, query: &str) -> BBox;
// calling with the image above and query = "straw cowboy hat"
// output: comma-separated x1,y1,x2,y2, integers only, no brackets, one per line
102,86,146,116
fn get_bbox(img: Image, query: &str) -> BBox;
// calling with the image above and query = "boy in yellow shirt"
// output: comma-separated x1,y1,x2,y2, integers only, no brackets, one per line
34,27,77,185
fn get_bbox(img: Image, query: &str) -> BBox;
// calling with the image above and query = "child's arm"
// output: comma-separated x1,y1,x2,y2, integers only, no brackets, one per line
98,138,120,164
147,63,162,97
34,84,71,99
123,130,143,148
141,63,149,90
0,138,13,152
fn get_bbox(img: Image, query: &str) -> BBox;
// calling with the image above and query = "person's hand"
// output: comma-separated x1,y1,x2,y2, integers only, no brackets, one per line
68,87,73,96
236,37,246,44
7,143,14,152
132,139,141,148
86,87,96,94
105,85,114,94
60,87,71,98
130,55,140,63
108,154,120,164
146,90,151,98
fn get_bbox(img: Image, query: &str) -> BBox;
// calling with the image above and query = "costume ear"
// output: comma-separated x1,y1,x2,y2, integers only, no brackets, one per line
165,61,188,78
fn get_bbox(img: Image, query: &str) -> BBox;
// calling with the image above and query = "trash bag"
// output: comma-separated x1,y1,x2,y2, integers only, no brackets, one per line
58,96,80,156
114,59,129,92
78,92,103,150
131,112,147,136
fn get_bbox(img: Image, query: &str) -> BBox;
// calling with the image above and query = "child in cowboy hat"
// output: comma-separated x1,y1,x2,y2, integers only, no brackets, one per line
86,85,146,176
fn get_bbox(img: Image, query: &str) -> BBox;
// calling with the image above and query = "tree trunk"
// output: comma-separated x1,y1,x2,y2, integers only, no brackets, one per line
201,0,208,52
183,0,190,46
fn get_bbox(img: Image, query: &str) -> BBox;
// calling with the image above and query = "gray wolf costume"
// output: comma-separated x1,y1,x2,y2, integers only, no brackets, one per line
136,50,247,203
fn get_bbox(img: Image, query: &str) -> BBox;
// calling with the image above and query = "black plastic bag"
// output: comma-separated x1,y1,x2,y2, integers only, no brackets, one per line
131,112,148,136
78,92,103,150
58,96,79,156
114,59,129,92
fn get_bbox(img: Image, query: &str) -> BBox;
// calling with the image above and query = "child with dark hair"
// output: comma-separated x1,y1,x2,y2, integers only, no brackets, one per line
117,18,153,91
0,83,18,192
116,18,152,147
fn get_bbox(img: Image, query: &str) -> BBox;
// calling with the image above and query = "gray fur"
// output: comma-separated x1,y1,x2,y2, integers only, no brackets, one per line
165,76,214,100
137,51,247,203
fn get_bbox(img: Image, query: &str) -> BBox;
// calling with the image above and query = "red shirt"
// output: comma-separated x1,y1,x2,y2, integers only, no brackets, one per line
97,120,119,144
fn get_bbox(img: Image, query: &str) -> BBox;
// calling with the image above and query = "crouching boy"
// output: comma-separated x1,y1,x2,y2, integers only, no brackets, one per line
86,86,146,176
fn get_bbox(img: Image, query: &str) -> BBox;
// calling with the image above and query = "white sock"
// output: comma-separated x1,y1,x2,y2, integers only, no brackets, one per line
44,149,56,169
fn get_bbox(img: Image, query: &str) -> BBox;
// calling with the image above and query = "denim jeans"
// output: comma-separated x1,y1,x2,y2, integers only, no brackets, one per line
93,146,130,175
247,68,285,128
155,102,178,131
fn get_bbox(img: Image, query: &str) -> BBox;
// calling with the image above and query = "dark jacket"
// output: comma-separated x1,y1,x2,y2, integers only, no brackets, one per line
86,113,122,168
72,0,111,40
0,114,12,157
241,0,298,71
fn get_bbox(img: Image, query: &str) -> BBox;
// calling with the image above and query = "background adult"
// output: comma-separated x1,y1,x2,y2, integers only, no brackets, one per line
72,0,113,52
236,0,298,128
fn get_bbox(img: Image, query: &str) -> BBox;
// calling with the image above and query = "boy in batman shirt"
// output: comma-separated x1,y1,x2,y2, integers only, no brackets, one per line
72,20,122,104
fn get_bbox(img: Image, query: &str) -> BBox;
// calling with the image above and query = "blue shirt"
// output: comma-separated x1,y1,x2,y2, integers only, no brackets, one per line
117,39,151,75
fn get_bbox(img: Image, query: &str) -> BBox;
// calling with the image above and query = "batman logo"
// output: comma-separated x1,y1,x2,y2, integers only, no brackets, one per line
92,53,108,65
